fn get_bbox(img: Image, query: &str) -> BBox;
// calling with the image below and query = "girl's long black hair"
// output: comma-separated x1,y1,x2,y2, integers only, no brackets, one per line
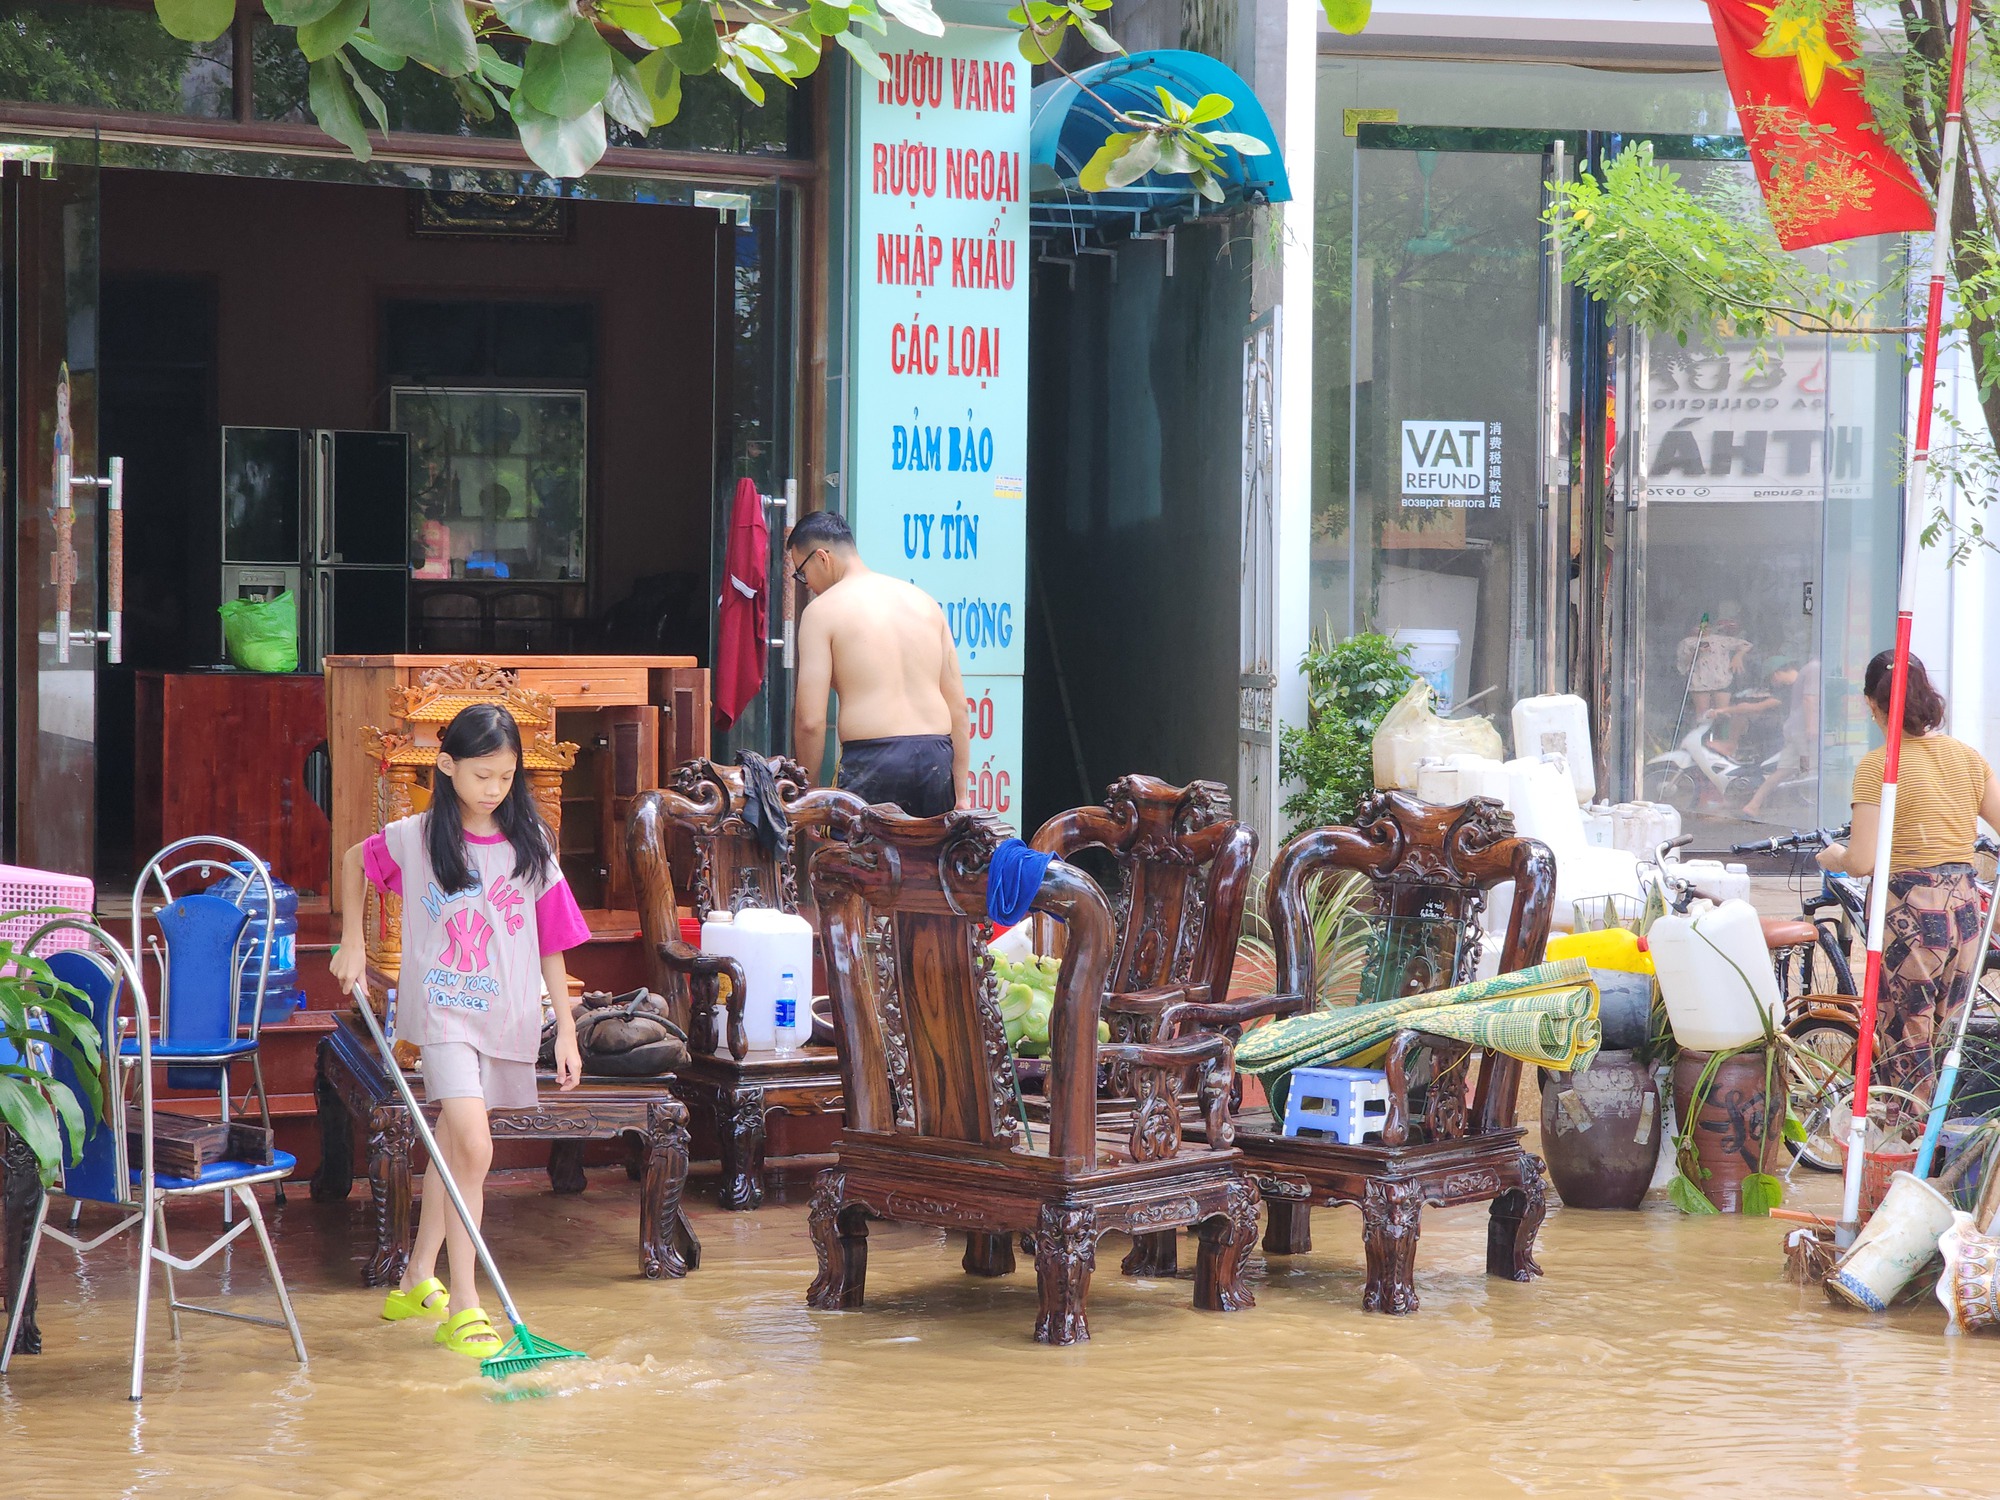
426,703,558,895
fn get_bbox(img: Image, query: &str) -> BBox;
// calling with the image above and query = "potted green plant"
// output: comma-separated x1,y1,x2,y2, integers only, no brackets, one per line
0,940,106,1188
1663,934,1814,1217
1278,627,1414,835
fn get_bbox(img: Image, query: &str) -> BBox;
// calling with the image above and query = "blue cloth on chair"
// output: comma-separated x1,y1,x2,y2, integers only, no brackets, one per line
987,839,1055,928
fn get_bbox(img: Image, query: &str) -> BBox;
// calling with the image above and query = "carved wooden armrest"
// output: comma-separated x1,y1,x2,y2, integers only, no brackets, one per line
1102,984,1202,1018
1156,990,1309,1039
1379,1028,1478,1146
1099,1032,1237,1155
1098,1033,1230,1072
658,939,749,1061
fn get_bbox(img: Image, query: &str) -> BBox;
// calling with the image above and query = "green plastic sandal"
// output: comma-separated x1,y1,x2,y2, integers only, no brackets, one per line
381,1276,449,1322
436,1307,503,1358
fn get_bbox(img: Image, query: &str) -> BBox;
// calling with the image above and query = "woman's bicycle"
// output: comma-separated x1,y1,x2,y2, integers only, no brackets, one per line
1719,828,2000,1171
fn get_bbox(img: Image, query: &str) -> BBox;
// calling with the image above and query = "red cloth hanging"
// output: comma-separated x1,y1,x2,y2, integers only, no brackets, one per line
715,477,769,728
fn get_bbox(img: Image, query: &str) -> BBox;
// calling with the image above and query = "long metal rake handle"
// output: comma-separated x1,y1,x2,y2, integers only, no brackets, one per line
350,995,528,1334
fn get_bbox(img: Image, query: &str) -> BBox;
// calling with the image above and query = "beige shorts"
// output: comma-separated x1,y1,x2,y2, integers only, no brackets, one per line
420,1041,539,1111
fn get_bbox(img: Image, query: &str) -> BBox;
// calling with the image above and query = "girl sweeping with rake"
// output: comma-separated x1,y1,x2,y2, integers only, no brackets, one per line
331,703,592,1361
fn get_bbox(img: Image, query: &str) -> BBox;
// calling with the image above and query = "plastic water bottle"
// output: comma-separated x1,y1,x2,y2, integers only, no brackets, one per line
774,971,802,1055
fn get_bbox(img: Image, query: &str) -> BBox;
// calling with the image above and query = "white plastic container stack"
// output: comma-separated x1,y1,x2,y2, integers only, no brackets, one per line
1501,756,1645,933
1648,899,1784,1051
1605,801,1682,857
1415,758,1463,805
1511,693,1596,803
1582,803,1615,848
1673,858,1753,905
730,908,815,1052
1450,754,1511,802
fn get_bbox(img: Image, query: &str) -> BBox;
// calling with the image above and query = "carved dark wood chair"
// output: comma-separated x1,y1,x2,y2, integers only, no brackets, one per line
628,757,859,1210
1030,775,1256,1276
806,806,1259,1346
1161,792,1556,1315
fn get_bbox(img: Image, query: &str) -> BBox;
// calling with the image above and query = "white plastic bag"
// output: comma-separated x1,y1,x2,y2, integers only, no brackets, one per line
1371,681,1505,791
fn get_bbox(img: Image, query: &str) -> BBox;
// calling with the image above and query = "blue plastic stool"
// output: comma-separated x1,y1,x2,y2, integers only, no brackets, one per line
1281,1065,1391,1145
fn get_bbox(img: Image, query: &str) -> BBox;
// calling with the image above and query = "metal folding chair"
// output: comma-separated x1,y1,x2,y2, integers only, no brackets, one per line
0,918,304,1400
128,838,284,1219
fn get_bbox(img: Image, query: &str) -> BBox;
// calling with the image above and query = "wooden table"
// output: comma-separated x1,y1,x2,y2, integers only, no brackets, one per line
675,1046,846,1210
308,1016,699,1284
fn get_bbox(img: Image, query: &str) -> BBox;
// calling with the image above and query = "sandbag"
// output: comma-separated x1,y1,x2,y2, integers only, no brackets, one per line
1371,680,1506,792
540,988,690,1077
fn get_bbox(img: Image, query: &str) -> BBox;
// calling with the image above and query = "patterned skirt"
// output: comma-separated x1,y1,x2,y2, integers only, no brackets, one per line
1877,863,1987,1103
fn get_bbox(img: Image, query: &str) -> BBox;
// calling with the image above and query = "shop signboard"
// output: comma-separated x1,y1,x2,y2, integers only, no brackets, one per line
1399,418,1500,508
1646,341,1872,502
851,21,1028,818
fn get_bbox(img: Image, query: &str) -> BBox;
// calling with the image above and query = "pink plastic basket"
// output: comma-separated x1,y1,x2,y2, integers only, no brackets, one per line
0,864,95,955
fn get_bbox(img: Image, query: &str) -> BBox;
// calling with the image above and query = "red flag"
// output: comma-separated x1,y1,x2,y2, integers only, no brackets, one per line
1705,1,1932,249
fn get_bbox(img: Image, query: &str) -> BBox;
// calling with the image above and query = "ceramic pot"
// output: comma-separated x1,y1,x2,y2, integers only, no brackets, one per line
1826,1170,1956,1312
1937,1211,2000,1332
1671,1048,1785,1211
1541,1049,1660,1210
1592,972,1656,1052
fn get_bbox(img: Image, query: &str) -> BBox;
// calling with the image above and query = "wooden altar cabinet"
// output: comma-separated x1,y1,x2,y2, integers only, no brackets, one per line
325,654,708,916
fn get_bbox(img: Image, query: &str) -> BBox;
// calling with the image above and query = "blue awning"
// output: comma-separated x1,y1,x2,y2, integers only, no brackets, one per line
1028,49,1291,244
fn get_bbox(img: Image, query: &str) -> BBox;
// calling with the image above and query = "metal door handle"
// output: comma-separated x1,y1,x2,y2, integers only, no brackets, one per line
53,453,123,664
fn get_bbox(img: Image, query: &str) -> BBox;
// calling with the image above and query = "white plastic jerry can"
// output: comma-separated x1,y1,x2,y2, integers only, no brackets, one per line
730,907,815,1052
1511,694,1596,804
1647,899,1783,1052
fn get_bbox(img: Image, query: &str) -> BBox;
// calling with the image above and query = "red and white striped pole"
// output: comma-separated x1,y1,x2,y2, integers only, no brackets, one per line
1838,0,1976,1238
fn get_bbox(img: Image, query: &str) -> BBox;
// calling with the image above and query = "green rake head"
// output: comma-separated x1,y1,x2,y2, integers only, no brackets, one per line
481,1323,589,1381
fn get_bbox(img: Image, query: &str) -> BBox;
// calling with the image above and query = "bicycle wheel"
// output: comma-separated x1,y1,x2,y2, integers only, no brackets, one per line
1814,921,1857,997
1785,1019,1857,1172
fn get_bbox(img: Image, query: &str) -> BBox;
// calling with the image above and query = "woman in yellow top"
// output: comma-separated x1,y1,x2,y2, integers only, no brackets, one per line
1819,652,2000,1102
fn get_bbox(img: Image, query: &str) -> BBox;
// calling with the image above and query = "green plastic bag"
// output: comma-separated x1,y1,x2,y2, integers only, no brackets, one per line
218,591,299,673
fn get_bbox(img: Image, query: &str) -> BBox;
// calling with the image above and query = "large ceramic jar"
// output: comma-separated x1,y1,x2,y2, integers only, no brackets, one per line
1540,1049,1660,1210
1672,1047,1785,1211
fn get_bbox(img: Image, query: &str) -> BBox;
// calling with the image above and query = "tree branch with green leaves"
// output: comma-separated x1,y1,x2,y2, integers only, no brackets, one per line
154,0,1369,184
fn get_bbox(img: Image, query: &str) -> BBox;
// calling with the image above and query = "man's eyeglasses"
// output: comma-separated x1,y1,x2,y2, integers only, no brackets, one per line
790,550,819,590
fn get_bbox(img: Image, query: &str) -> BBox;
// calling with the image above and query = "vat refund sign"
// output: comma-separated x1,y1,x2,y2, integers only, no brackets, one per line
850,21,1027,819
1401,419,1499,508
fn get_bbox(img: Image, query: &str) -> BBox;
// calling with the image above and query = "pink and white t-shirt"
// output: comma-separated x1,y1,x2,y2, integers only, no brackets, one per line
362,815,592,1063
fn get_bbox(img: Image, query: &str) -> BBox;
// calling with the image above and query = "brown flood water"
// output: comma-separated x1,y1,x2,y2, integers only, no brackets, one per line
4,1133,1997,1500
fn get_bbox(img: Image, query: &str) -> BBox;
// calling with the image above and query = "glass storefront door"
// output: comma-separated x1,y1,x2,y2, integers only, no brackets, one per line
1350,127,1858,842
6,133,105,874
1343,130,1558,725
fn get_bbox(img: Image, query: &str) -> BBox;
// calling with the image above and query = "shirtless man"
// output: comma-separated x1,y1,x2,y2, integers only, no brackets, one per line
788,510,969,816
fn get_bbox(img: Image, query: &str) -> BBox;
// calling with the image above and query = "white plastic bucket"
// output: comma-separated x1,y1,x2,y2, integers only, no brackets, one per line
1827,1171,1957,1312
1511,694,1596,803
1648,899,1784,1051
1394,629,1461,710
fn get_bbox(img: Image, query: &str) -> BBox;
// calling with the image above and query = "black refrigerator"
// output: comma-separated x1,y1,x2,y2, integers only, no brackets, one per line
304,429,410,663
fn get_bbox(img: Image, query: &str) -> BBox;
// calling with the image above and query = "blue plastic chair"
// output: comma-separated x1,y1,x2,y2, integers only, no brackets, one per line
126,839,283,1217
0,920,304,1400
